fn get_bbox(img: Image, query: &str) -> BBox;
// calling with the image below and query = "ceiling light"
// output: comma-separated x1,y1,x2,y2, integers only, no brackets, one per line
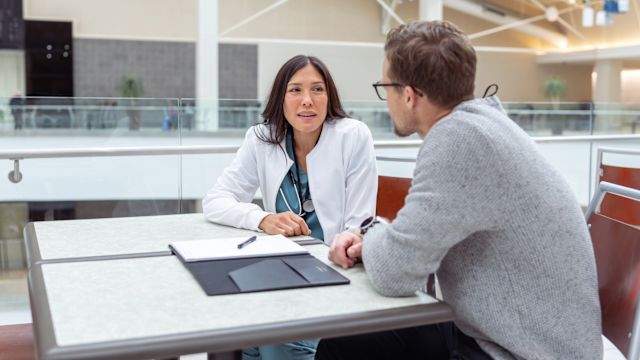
619,0,630,12
557,39,568,49
582,6,594,27
595,9,613,26
545,6,559,22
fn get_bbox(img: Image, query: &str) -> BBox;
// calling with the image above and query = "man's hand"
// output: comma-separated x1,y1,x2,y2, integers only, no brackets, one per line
329,231,363,269
259,212,311,236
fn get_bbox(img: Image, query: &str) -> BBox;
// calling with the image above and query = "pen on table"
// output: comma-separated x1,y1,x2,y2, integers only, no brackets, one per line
237,236,257,249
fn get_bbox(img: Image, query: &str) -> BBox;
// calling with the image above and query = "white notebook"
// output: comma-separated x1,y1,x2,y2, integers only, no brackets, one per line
169,234,309,262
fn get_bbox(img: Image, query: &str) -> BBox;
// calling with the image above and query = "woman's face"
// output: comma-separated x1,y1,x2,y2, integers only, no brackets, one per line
283,64,328,137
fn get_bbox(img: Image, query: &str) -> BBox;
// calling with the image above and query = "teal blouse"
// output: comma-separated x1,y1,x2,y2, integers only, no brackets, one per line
274,131,324,240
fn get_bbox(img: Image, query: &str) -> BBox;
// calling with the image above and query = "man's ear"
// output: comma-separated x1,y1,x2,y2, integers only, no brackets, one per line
403,86,419,109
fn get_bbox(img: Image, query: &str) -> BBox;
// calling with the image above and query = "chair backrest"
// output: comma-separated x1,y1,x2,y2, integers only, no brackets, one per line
586,182,640,359
375,175,437,296
376,176,412,221
600,164,640,226
0,323,35,360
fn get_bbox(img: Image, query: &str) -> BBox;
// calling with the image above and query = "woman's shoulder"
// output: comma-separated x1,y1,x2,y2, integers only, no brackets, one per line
243,123,275,142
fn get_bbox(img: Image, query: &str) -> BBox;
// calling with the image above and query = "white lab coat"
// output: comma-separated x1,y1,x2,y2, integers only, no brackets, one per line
202,118,378,244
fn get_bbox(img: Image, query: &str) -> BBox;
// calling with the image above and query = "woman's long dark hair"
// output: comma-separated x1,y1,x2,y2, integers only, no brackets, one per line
255,55,347,145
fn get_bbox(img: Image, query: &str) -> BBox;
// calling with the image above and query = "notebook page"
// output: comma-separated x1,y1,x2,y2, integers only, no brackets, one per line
170,234,309,262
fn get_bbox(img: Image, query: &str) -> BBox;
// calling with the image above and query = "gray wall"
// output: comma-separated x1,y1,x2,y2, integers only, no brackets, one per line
74,39,196,98
219,43,258,100
74,39,257,99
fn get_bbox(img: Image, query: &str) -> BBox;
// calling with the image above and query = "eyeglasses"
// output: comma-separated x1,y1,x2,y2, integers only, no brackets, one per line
372,81,425,101
372,81,404,101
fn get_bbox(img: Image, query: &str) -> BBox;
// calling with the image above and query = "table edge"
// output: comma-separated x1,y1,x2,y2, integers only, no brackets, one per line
24,222,41,267
39,301,453,359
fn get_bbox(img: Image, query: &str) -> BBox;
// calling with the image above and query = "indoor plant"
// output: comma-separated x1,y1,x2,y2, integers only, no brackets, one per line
118,76,144,130
543,77,567,135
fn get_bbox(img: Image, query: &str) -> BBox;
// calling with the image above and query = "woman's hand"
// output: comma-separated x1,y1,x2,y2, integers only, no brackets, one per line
259,212,311,236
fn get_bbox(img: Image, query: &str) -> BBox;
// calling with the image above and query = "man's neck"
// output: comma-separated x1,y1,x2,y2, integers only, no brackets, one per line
417,106,453,139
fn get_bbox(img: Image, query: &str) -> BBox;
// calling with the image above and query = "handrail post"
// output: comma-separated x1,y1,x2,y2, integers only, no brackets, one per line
8,159,22,183
594,147,604,201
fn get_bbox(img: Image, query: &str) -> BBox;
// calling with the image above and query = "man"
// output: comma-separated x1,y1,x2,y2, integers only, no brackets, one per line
318,21,602,359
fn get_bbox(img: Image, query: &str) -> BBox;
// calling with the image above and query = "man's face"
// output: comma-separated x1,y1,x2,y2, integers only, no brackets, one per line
382,57,413,137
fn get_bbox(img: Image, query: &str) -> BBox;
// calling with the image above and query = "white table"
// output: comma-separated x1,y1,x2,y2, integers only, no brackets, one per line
26,214,454,359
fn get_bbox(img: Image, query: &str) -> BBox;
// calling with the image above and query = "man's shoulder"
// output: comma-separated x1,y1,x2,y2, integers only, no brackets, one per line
426,101,522,154
423,112,492,153
414,107,514,179
436,105,505,133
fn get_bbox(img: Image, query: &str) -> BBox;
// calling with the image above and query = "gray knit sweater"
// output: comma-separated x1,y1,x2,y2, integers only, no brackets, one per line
362,96,602,359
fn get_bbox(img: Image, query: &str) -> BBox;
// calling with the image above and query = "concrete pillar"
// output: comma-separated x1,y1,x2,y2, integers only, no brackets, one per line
593,59,622,103
593,59,623,132
196,0,218,131
419,0,443,21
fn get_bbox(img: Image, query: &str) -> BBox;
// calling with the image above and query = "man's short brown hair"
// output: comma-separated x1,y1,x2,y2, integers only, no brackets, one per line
384,20,476,108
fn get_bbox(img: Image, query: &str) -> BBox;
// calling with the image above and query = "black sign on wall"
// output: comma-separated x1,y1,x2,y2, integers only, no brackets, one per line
25,20,73,97
0,0,24,49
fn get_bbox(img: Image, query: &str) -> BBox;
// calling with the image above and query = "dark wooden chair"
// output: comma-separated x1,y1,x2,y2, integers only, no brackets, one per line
375,175,440,297
0,323,35,360
586,182,640,359
599,164,640,226
376,176,412,220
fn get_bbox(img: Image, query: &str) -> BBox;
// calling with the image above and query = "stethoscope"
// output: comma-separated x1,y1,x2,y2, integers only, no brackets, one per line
279,130,315,217
278,172,314,217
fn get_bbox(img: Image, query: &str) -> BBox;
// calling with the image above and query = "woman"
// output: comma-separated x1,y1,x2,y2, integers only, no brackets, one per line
202,55,377,359
203,55,377,244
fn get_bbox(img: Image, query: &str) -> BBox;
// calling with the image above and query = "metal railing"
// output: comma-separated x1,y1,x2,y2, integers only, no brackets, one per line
1,142,417,183
585,181,640,220
532,134,640,143
3,134,640,184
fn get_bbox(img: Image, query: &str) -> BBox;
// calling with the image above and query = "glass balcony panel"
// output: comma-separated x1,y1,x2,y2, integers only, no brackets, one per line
503,102,593,136
0,96,183,270
593,103,640,135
